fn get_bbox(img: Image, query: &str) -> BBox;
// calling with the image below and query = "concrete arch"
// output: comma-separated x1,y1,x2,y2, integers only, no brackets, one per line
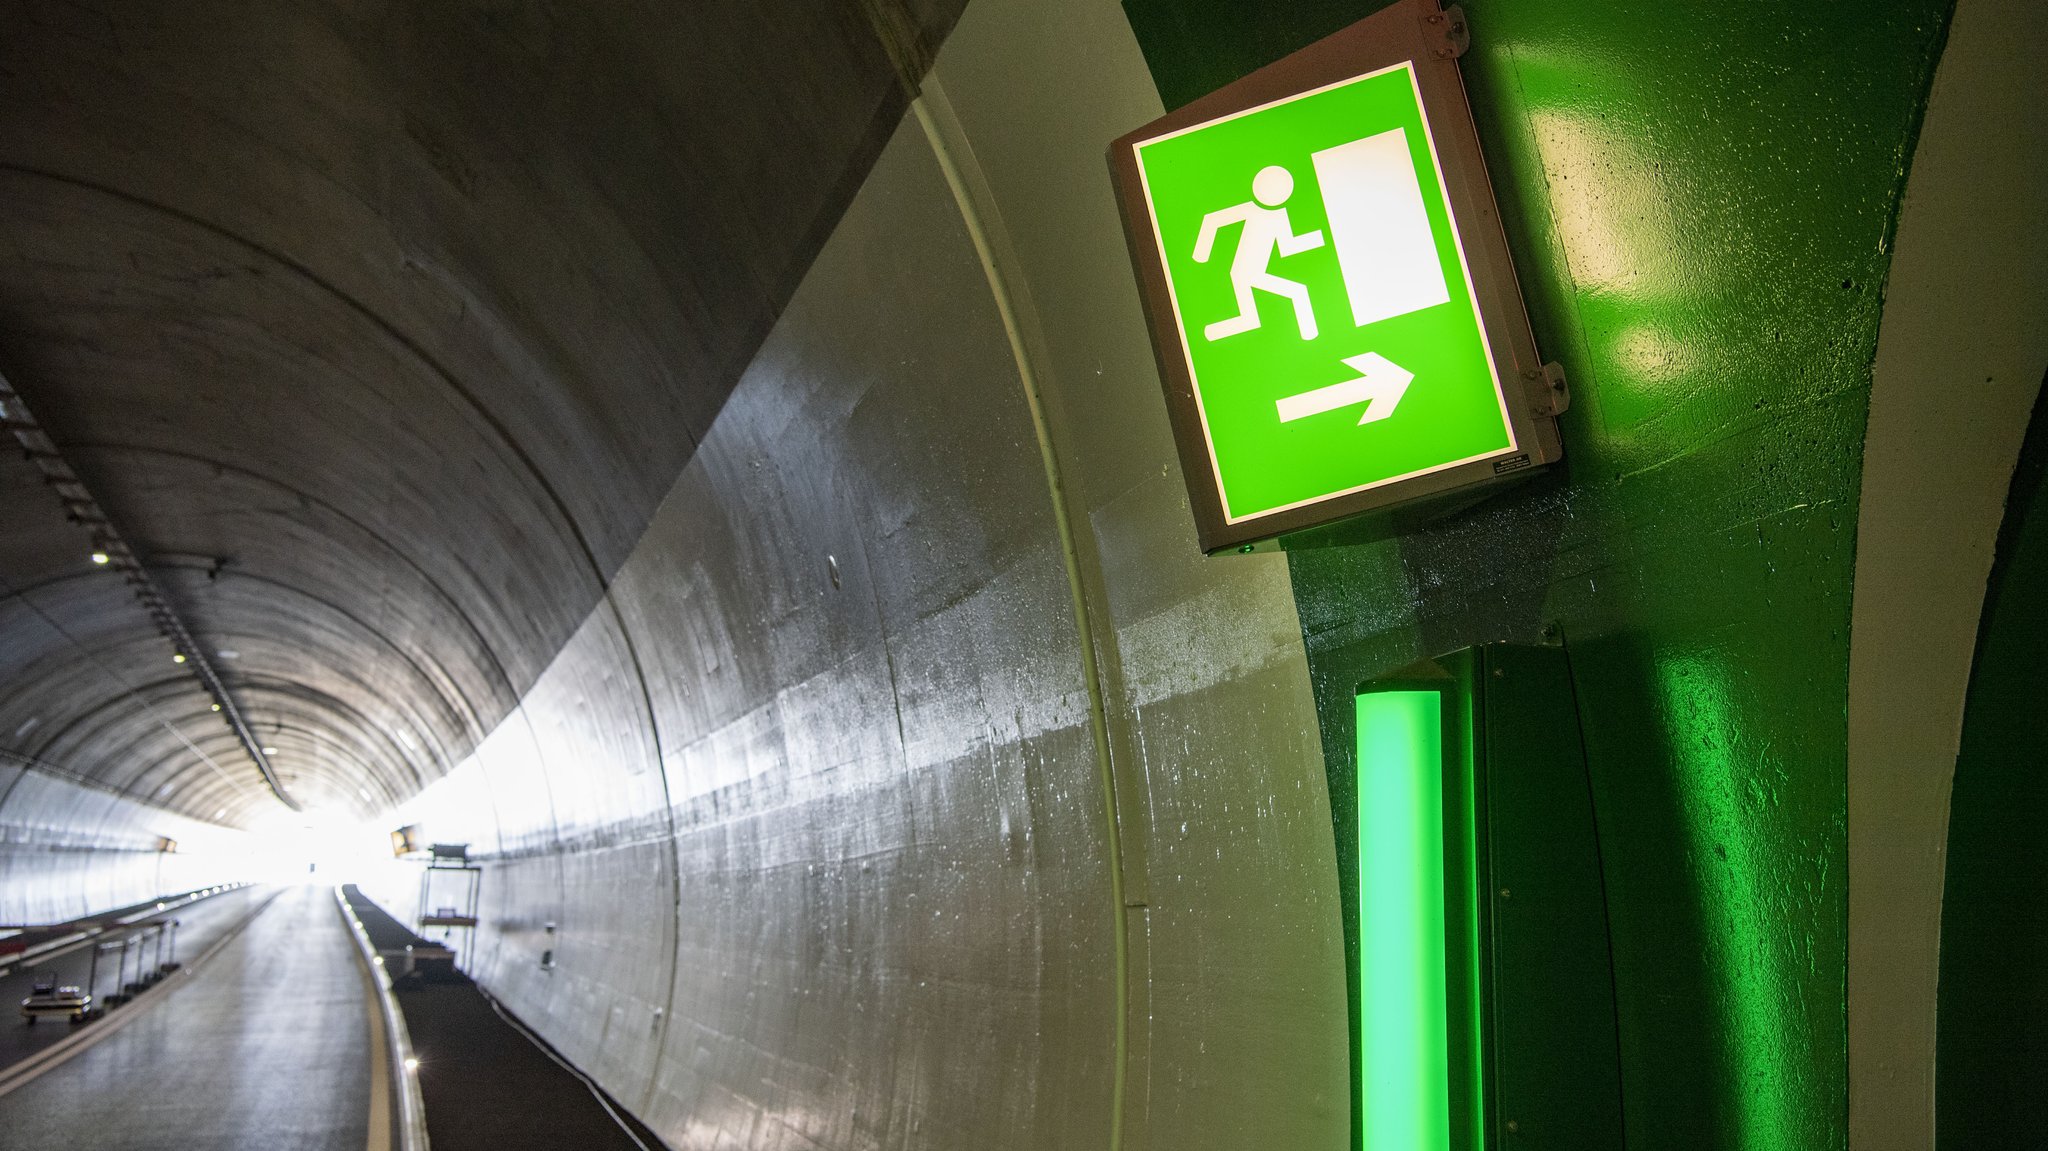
1846,0,2048,1144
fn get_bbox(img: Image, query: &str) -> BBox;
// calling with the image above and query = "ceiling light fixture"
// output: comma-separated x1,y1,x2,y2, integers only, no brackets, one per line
90,551,109,565
172,653,186,664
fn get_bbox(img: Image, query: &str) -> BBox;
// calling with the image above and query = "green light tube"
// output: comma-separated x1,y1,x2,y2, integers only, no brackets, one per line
1356,689,1450,1151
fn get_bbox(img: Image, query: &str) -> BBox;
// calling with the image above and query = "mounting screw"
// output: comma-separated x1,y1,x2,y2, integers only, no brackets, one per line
1428,4,1472,58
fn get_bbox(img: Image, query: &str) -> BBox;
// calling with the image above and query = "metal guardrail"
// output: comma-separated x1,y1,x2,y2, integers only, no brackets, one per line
333,887,431,1151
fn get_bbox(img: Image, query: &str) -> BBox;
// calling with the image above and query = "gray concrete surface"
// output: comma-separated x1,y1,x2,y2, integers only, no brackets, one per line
0,885,371,1151
15,0,2015,1147
0,0,963,829
2,4,1347,1146
346,2,1348,1147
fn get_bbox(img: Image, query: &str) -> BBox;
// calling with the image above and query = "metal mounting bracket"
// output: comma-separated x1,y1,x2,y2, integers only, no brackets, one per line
1530,361,1570,417
1424,4,1470,60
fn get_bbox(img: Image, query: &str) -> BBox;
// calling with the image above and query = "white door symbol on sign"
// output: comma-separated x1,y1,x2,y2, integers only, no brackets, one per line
1309,127,1451,327
1192,166,1326,342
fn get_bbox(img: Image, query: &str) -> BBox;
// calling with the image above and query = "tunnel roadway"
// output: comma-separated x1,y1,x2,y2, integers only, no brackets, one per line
0,884,373,1151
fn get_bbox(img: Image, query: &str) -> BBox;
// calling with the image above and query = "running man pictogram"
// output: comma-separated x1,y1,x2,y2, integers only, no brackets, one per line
1192,165,1326,342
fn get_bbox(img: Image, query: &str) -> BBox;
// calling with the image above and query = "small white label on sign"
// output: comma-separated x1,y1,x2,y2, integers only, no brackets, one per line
1310,128,1451,329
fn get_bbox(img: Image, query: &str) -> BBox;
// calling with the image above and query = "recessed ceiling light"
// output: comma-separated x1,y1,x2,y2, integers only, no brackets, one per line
210,704,221,712
172,653,186,664
262,746,277,755
90,551,109,565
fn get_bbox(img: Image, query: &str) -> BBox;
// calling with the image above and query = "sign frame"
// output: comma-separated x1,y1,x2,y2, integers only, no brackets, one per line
1108,0,1564,554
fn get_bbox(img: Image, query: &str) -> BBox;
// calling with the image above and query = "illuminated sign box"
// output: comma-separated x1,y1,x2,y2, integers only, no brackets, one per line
390,823,422,857
1108,0,1564,554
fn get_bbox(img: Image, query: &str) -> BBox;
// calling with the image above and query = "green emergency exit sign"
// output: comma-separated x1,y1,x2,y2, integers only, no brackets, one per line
1110,0,1565,553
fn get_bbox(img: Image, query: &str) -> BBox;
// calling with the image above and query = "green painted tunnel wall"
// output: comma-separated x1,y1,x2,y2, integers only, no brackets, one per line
1937,376,2048,1147
1121,2,1953,1148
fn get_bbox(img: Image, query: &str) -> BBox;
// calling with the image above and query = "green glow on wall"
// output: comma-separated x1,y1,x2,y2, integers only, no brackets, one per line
1123,0,1956,1141
1355,688,1450,1151
1654,651,1802,1148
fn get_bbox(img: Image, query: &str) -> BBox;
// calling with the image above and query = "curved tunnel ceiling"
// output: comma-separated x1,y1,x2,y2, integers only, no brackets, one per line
0,0,962,826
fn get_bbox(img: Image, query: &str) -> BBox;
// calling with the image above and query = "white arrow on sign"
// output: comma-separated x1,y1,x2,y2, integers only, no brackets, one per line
1275,352,1414,425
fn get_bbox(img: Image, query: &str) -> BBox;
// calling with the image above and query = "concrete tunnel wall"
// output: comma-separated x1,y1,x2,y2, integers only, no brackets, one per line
361,1,1349,1147
0,767,242,924
0,0,2003,1148
0,0,965,897
360,1,1971,1148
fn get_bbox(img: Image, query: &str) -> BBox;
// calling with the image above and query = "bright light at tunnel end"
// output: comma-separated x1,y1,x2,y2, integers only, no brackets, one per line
235,807,394,885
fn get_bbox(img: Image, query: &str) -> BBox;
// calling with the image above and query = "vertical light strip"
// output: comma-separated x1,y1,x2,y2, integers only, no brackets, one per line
1356,689,1450,1151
